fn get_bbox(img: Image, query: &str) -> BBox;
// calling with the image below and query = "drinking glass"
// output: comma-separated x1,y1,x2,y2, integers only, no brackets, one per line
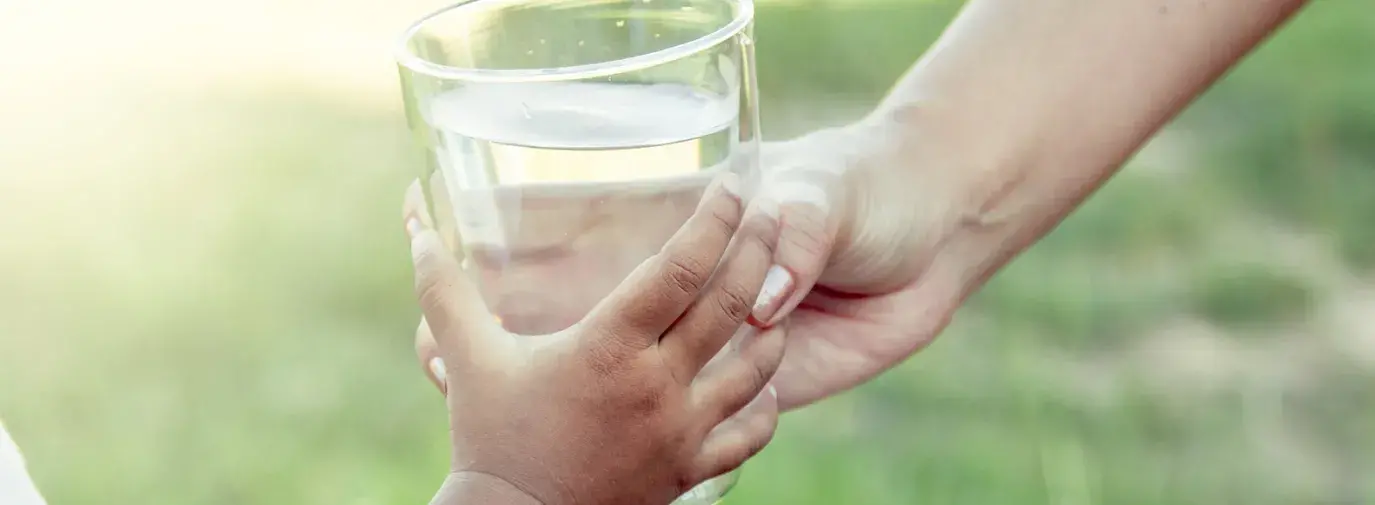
394,0,761,502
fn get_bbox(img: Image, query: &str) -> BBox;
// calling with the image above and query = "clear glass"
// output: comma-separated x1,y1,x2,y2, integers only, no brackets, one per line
395,0,761,502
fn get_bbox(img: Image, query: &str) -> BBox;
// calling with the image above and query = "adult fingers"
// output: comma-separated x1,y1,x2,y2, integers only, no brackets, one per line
748,155,845,329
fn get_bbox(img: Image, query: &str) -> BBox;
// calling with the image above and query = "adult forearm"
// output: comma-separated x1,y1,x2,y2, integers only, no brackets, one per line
876,0,1310,291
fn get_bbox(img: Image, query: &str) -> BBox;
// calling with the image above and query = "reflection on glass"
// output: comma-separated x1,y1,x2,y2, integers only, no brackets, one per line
396,0,760,502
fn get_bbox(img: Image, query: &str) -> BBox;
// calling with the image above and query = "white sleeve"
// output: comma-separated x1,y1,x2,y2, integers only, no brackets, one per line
0,421,47,505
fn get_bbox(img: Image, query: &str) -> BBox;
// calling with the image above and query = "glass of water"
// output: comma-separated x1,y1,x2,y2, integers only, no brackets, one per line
395,0,761,502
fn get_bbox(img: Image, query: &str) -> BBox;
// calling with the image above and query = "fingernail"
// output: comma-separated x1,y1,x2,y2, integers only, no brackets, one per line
406,216,426,239
750,265,794,327
428,357,448,392
767,384,777,398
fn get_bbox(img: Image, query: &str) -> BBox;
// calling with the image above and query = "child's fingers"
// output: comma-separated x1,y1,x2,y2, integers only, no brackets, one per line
659,200,780,380
413,317,445,395
405,180,503,372
689,325,785,425
691,383,779,482
582,173,743,349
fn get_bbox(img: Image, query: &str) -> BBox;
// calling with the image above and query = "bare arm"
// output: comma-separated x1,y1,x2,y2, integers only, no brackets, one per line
876,0,1310,292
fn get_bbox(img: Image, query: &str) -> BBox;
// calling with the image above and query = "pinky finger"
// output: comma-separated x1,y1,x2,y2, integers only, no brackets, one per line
692,385,779,482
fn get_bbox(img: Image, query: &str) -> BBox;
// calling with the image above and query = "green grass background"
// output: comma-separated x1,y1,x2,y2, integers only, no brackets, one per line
2,0,1374,503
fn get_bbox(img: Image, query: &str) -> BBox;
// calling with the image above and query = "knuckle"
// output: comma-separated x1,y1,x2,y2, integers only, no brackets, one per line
742,214,780,256
719,367,771,417
410,247,454,299
597,318,656,352
705,193,743,235
745,360,771,393
584,337,633,378
414,274,451,314
713,283,755,325
660,254,709,297
410,234,448,268
753,232,779,262
781,207,832,260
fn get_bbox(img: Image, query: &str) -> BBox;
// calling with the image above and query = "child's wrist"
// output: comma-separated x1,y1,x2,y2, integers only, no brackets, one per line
431,471,544,505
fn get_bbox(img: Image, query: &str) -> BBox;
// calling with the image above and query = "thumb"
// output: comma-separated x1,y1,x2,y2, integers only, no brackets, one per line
404,181,505,373
747,142,846,328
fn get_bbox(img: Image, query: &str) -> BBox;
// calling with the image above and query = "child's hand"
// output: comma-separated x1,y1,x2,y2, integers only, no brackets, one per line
404,175,785,505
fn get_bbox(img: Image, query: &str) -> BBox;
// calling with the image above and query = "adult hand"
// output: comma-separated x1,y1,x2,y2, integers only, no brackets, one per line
413,0,1314,412
414,109,988,411
729,111,984,410
405,177,786,505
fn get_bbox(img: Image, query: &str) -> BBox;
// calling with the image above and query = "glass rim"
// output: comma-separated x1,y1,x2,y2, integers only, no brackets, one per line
393,0,755,84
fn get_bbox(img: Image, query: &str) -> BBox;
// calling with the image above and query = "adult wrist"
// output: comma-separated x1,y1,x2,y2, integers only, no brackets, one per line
858,90,1054,297
816,114,957,294
431,471,544,505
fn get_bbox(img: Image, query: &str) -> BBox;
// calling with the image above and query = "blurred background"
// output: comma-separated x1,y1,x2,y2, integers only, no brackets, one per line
2,0,1373,503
